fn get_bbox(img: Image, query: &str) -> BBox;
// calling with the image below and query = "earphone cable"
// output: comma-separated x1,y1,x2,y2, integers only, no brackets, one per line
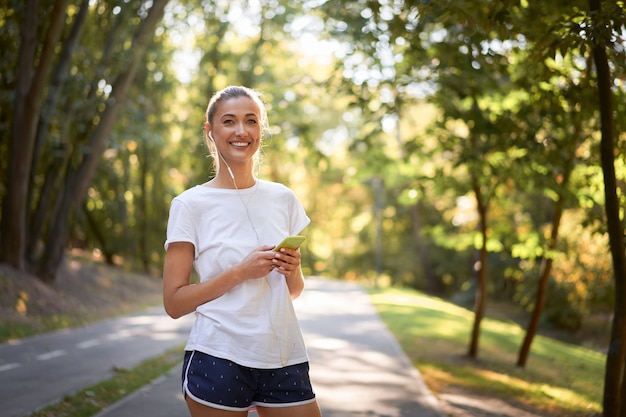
217,146,292,365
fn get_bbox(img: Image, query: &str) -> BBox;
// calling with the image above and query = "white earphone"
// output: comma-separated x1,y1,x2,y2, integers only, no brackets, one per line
209,131,235,180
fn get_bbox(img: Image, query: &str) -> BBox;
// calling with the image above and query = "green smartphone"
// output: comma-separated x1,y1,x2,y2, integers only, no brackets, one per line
273,235,306,251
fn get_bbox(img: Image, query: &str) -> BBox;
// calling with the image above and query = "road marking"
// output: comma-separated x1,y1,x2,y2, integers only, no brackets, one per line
77,339,100,349
37,350,66,361
0,363,20,372
106,329,134,341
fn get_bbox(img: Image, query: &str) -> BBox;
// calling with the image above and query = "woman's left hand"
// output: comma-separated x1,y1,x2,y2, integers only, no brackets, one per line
271,248,301,277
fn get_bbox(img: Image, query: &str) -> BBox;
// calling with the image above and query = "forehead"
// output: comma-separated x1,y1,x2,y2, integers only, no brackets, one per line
215,96,261,118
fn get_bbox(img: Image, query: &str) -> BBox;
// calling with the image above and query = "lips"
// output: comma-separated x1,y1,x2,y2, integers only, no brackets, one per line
230,142,250,147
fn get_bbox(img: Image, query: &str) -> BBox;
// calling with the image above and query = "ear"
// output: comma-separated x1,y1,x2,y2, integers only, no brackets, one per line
205,123,213,141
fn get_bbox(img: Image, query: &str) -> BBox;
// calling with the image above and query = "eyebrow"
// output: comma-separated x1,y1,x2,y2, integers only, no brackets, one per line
220,112,259,118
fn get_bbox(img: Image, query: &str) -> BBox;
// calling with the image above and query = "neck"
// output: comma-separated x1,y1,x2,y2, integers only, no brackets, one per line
212,169,256,189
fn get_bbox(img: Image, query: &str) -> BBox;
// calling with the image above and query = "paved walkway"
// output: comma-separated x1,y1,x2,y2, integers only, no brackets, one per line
0,307,194,417
93,278,444,417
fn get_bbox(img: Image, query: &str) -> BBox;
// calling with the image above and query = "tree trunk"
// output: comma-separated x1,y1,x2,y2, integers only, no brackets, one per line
0,0,39,269
468,177,488,359
466,92,490,360
35,0,170,282
517,195,564,367
0,0,69,270
517,132,578,367
28,0,88,205
589,2,626,416
27,0,89,260
27,146,69,262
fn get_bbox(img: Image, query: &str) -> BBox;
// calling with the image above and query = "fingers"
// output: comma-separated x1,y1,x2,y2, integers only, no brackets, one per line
240,247,300,279
271,248,300,275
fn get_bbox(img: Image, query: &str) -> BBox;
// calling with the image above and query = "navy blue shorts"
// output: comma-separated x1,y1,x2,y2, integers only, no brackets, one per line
182,350,316,411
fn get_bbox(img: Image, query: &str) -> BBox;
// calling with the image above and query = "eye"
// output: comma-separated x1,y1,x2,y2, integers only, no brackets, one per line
246,118,258,124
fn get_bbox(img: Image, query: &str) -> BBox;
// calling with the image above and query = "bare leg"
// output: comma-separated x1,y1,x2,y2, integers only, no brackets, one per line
186,395,249,417
256,400,322,417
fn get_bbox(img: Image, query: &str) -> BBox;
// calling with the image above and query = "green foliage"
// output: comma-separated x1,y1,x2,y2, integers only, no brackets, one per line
1,0,623,336
79,20,178,271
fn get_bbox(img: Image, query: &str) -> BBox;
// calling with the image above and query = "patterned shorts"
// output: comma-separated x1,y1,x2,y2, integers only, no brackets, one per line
182,350,316,411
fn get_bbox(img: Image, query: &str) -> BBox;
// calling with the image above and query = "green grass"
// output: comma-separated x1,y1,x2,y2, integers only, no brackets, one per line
0,315,96,342
368,286,603,417
28,345,184,417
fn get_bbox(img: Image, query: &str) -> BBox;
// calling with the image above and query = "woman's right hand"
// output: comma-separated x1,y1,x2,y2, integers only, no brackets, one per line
236,245,280,280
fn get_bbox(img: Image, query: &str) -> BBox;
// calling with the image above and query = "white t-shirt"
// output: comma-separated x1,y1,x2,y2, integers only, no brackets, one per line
164,180,310,368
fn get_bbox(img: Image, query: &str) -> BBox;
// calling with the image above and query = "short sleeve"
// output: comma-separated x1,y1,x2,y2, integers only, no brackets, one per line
164,198,198,257
289,190,310,235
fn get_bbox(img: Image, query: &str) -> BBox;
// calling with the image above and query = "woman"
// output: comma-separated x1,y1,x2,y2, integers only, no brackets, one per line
163,86,322,417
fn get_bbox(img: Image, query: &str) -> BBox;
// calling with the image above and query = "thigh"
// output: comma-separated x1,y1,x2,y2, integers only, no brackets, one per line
186,396,249,417
256,401,322,417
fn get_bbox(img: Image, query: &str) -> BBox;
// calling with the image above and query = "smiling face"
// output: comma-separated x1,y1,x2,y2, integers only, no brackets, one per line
206,95,263,169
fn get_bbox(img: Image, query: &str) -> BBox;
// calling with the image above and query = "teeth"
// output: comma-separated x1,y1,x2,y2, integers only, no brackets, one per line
231,142,249,146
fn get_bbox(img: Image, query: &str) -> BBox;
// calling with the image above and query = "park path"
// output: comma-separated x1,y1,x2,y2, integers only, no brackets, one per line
93,278,444,417
1,277,444,417
0,306,194,417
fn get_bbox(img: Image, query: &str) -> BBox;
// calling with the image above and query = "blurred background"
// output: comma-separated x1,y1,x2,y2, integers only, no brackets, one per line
1,0,624,342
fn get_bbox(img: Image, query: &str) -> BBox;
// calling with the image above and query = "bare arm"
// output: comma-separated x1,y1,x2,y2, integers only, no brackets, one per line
162,242,278,318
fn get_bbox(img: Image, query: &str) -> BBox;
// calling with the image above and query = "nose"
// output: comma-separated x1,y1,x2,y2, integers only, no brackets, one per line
235,122,246,136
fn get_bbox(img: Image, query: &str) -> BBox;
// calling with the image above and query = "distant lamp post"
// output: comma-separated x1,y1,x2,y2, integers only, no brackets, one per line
363,176,384,282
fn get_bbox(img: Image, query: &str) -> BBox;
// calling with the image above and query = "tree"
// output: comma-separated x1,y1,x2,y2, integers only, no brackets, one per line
495,1,625,411
1,0,69,271
511,38,597,366
515,86,588,367
418,4,524,359
587,1,626,414
0,0,170,281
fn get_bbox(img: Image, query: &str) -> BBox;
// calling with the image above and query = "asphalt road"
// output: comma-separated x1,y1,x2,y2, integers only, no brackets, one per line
298,278,443,416
2,278,444,417
0,307,194,417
